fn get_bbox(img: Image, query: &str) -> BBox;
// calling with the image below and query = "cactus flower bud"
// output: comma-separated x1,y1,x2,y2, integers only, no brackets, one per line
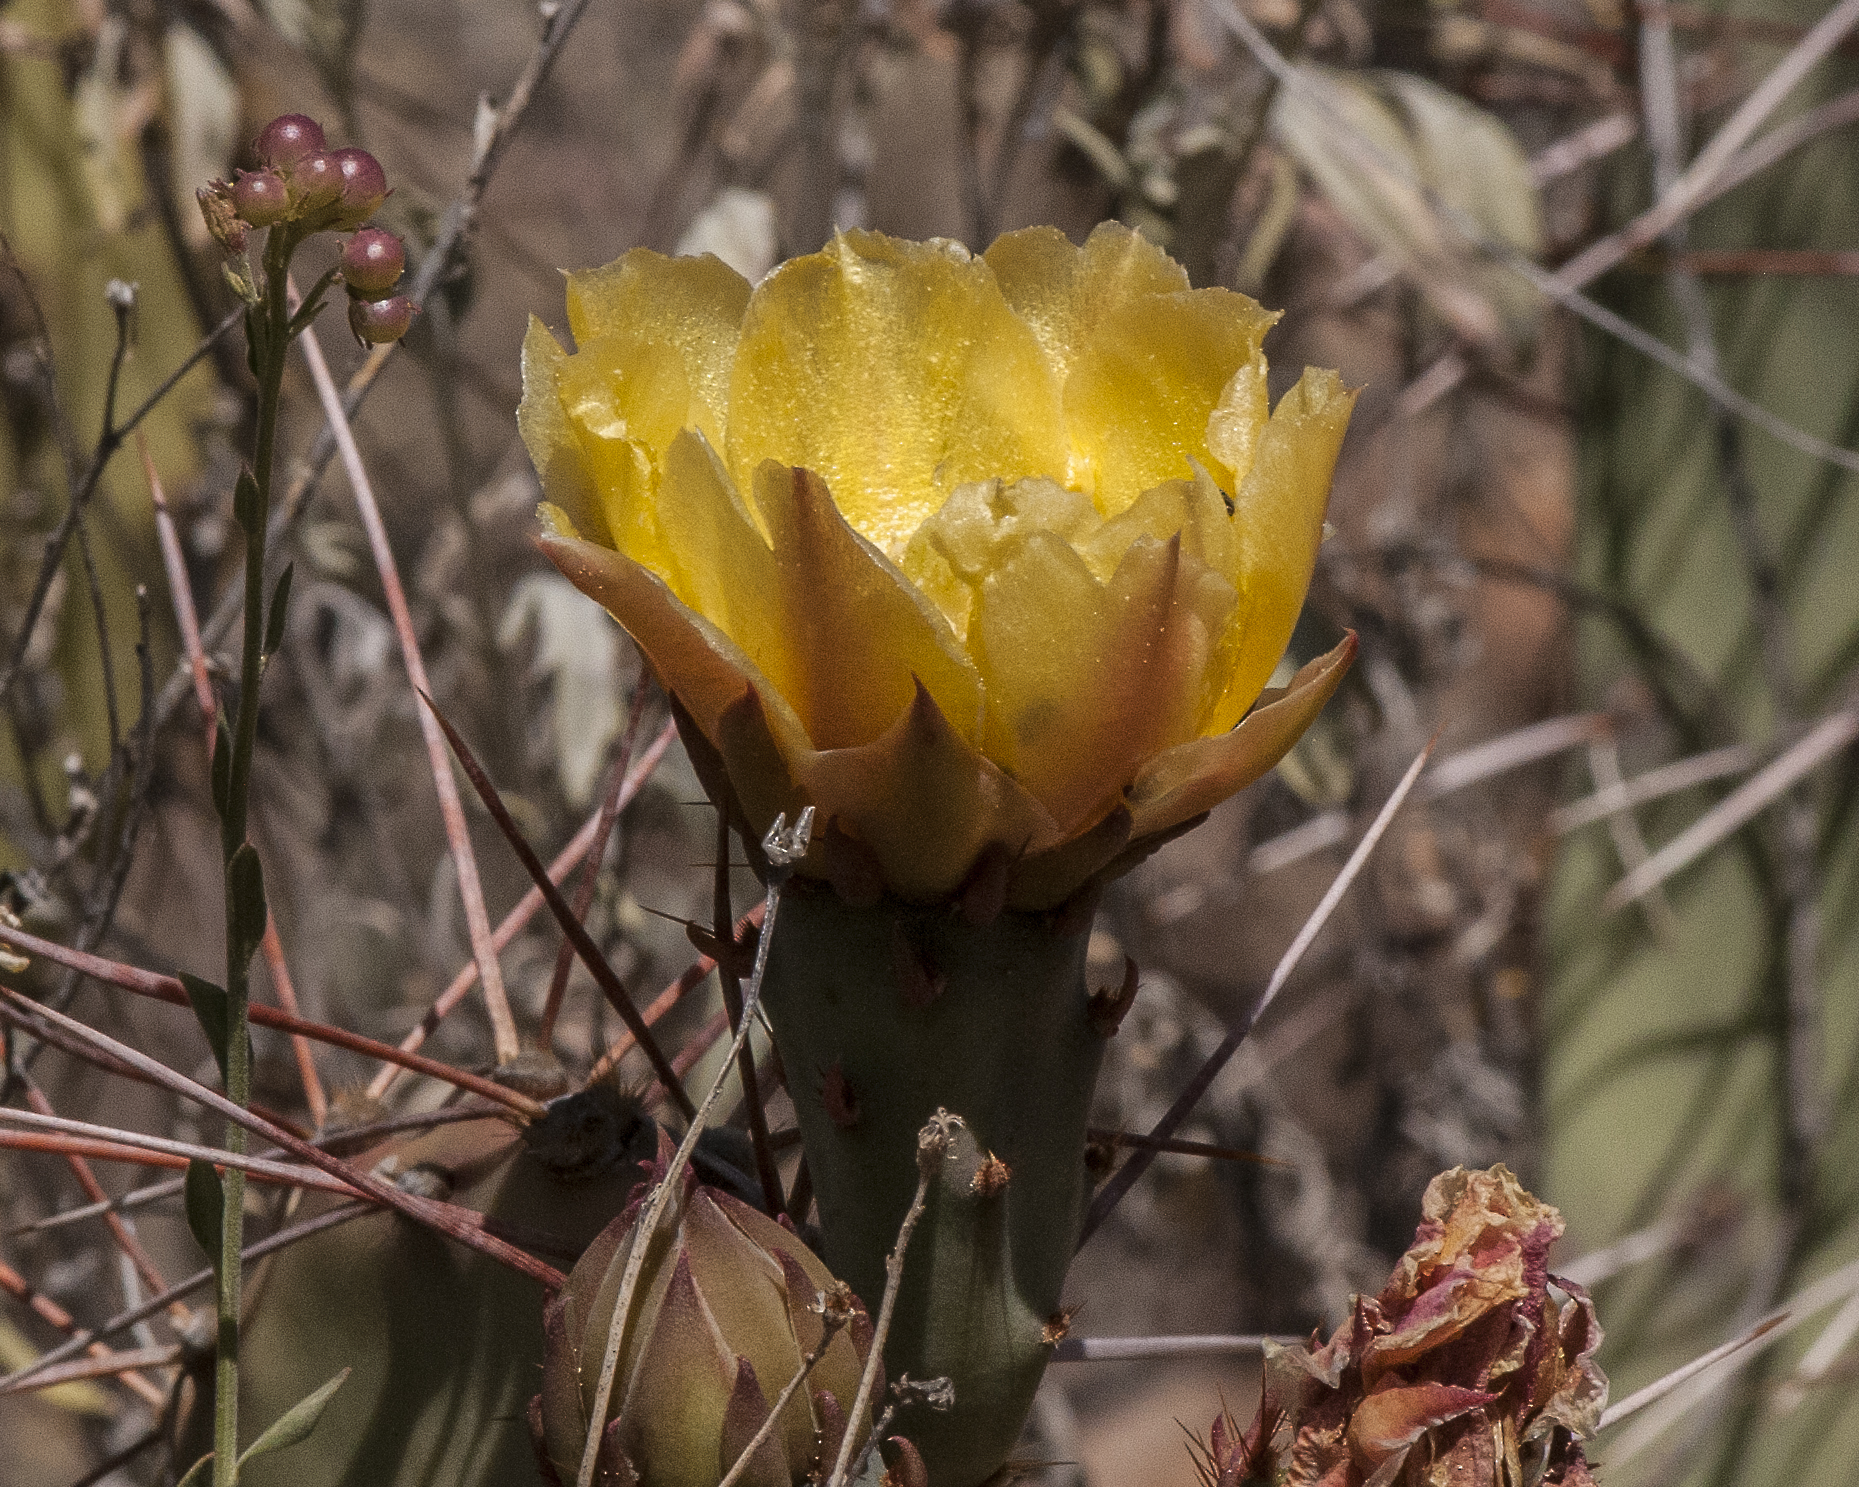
535,1134,874,1487
349,294,415,346
289,150,344,213
330,147,390,229
231,168,290,227
341,227,406,299
255,113,326,170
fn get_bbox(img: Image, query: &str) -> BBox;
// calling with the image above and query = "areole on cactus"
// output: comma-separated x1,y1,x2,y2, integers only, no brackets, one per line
521,224,1356,1484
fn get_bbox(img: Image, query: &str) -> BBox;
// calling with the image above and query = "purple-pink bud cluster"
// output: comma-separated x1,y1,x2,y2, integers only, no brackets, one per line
196,113,398,254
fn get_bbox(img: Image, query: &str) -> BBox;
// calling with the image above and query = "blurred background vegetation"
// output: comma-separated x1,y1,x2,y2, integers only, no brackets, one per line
3,0,1857,1483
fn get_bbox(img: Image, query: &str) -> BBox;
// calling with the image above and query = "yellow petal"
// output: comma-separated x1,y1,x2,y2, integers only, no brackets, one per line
798,683,1063,903
1077,468,1235,584
974,533,1220,832
517,317,608,547
1206,355,1270,492
536,513,809,767
984,222,1189,388
1206,367,1357,733
1063,288,1279,517
1126,634,1356,838
564,248,750,448
753,462,984,751
727,232,1065,555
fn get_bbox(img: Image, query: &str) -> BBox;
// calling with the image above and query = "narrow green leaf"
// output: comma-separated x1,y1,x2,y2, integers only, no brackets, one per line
238,1368,352,1467
179,971,231,1082
233,467,260,535
184,1158,224,1263
176,1451,215,1487
263,563,294,661
228,843,268,973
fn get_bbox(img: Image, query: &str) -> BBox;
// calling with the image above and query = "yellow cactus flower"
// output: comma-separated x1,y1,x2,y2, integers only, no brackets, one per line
521,224,1355,907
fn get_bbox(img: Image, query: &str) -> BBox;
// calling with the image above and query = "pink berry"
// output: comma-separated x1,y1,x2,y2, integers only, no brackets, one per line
255,114,326,170
330,148,389,229
340,228,406,299
289,150,343,212
349,294,414,345
231,168,289,227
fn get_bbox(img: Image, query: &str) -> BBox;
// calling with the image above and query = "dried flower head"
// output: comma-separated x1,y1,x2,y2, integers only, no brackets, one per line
521,225,1355,907
1211,1166,1607,1487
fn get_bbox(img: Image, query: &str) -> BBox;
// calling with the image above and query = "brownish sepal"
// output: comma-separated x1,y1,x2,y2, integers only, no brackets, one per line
822,1061,860,1129
881,1435,930,1487
970,1153,1012,1197
1045,880,1102,940
1087,956,1140,1037
891,923,945,1011
958,840,1015,927
596,1419,638,1487
822,818,886,907
810,1388,848,1481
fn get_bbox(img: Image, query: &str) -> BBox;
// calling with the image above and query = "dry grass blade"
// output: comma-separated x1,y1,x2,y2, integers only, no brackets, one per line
293,308,519,1065
419,692,696,1119
1550,743,1757,833
1079,738,1434,1245
1602,707,1859,911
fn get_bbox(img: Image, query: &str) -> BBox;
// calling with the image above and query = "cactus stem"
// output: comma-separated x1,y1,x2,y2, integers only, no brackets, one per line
825,1113,956,1487
574,809,814,1487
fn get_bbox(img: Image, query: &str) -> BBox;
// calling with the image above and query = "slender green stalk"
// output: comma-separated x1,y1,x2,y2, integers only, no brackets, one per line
211,224,294,1487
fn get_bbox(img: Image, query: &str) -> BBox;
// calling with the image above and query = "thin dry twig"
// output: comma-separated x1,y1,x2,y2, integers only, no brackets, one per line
1049,1333,1300,1362
826,1110,960,1487
0,1256,167,1408
1603,706,1859,911
716,1286,855,1487
1079,738,1435,1245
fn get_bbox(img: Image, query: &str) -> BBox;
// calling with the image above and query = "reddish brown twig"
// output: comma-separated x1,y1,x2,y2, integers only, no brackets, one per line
0,923,543,1119
0,1256,167,1407
259,915,328,1128
584,899,766,1085
419,692,696,1120
367,718,677,1100
0,986,564,1289
538,683,649,1048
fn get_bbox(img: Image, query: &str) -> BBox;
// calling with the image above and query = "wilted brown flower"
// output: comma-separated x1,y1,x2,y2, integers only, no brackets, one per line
1202,1165,1606,1487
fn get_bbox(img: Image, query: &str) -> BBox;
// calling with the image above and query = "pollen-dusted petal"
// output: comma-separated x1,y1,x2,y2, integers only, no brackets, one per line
727,232,1065,555
537,515,810,770
1206,367,1357,733
1063,289,1278,517
1125,633,1355,839
975,533,1214,833
518,317,608,547
798,682,1064,903
984,221,1189,386
1206,354,1270,493
565,248,750,444
754,462,984,750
